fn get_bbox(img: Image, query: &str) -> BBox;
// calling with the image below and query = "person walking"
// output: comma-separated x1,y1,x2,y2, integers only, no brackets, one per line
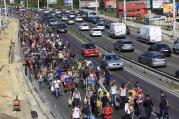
119,81,130,110
72,88,82,107
72,105,82,119
53,78,61,99
110,81,117,107
143,94,154,119
159,91,169,119
103,67,111,87
101,103,113,119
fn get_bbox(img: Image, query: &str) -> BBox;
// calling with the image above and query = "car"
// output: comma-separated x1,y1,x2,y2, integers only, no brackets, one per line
148,43,171,57
89,28,102,37
68,13,76,19
175,70,179,78
81,43,99,57
97,23,105,31
55,13,62,18
173,38,179,54
113,39,134,52
97,19,105,24
100,53,124,70
75,16,83,22
105,20,112,29
61,16,68,21
79,23,90,31
56,23,67,33
91,17,100,24
48,18,58,26
138,51,167,67
66,19,75,25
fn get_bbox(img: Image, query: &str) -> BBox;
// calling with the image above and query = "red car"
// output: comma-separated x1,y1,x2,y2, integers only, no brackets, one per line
81,43,99,57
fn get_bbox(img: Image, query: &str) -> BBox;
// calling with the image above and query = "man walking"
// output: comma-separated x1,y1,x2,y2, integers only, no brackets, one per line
143,94,154,119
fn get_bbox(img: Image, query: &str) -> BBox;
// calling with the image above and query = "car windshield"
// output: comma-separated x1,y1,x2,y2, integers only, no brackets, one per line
158,44,169,48
152,54,164,59
93,29,100,31
105,55,120,61
82,24,88,26
122,41,132,44
58,24,66,27
98,23,104,26
50,19,56,22
85,44,96,49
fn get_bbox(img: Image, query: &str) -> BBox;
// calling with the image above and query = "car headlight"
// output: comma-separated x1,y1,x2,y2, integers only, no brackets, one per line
120,62,124,66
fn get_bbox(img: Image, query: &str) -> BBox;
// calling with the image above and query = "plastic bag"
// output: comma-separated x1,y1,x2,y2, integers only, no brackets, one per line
51,86,54,92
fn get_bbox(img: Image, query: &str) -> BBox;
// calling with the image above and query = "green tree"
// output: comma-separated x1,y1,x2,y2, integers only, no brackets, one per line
99,0,105,10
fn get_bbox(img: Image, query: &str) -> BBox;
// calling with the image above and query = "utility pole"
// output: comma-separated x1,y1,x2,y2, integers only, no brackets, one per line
26,0,28,9
95,0,98,15
4,0,7,16
71,0,73,10
173,0,176,38
123,0,126,22
79,0,81,10
47,0,49,9
38,0,40,11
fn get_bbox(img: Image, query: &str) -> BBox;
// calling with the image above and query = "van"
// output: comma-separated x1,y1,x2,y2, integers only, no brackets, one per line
137,25,162,44
109,23,126,38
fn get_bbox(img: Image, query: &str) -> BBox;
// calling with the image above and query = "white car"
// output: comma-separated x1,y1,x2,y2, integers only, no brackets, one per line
67,19,75,25
97,23,105,31
79,23,89,31
75,16,83,22
61,16,68,21
90,28,102,37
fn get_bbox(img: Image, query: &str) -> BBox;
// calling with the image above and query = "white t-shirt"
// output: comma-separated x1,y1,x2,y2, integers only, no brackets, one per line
72,107,80,118
54,80,61,88
120,87,127,97
110,85,117,95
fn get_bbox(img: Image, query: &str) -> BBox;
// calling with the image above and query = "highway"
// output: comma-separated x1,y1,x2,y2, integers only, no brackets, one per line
65,20,179,77
40,29,179,119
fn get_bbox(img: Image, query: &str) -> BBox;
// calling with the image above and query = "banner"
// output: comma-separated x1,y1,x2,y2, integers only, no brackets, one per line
81,1,99,8
163,3,173,14
64,0,72,4
48,0,57,4
104,0,116,8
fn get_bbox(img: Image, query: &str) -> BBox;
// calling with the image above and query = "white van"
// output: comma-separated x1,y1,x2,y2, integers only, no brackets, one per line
109,23,126,38
137,25,162,44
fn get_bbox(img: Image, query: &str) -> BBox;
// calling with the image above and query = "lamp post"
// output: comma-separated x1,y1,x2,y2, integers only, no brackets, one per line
4,0,7,16
47,0,49,9
95,0,98,15
38,0,40,11
173,0,176,38
123,0,126,22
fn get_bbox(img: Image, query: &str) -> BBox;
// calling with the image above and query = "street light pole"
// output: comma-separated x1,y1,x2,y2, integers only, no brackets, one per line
95,0,98,15
4,0,7,16
47,0,49,9
173,0,176,38
38,0,40,11
79,0,81,10
26,0,28,9
123,0,126,22
71,0,73,10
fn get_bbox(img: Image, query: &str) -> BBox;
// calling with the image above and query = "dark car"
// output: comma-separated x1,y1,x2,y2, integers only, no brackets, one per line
148,43,171,57
91,17,100,24
113,39,134,52
55,13,62,18
105,20,112,29
175,70,179,78
56,23,67,33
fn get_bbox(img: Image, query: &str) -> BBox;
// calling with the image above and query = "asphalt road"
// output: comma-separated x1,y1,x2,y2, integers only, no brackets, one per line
41,30,179,119
67,20,179,77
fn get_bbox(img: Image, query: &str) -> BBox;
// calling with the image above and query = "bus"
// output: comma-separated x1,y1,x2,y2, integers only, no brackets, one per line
79,9,97,18
118,1,146,17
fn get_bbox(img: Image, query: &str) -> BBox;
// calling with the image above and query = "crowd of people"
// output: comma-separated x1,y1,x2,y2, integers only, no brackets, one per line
17,9,170,119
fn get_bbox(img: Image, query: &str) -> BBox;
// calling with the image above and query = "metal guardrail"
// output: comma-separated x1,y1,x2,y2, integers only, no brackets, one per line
67,25,179,85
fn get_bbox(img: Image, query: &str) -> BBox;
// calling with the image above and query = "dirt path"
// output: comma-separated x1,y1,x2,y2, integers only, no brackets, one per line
0,18,32,119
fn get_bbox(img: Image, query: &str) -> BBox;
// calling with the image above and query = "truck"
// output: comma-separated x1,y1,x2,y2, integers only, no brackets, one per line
109,23,126,38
